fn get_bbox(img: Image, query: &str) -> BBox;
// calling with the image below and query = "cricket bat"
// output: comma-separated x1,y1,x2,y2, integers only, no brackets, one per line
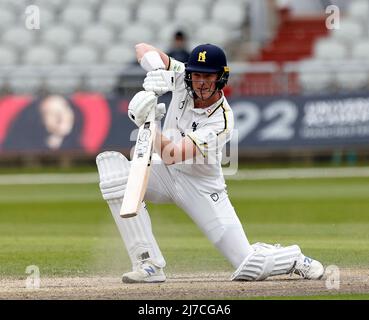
120,50,174,218
120,106,157,218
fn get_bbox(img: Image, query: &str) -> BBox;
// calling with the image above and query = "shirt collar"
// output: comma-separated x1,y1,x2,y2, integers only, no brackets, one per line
189,93,224,117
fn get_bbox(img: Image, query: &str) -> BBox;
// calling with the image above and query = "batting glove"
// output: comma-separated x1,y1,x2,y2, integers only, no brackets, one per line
143,70,175,96
128,91,166,127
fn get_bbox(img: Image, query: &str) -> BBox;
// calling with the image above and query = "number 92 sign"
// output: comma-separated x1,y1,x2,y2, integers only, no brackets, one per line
230,94,369,149
231,99,299,146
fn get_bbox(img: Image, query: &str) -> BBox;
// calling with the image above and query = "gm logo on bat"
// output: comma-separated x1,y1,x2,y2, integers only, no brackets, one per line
136,128,152,158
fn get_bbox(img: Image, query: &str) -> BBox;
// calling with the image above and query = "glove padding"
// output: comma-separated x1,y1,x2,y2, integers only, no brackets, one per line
128,91,166,127
143,70,175,96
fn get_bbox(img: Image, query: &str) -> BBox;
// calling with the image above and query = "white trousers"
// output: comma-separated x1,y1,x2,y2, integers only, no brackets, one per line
98,152,300,278
145,161,253,268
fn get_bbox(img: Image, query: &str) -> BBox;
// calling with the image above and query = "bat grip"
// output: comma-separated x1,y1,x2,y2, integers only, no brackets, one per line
146,101,156,122
144,66,164,123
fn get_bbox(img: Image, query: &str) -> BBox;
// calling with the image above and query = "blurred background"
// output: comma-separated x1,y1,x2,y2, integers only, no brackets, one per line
0,0,368,167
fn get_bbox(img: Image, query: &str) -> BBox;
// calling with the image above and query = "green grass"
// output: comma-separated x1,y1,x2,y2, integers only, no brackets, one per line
0,165,97,175
0,177,369,280
0,159,368,175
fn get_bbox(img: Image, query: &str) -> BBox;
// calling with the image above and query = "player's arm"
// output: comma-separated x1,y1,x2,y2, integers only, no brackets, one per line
135,43,170,70
136,43,185,74
154,130,199,165
127,91,195,165
155,112,233,165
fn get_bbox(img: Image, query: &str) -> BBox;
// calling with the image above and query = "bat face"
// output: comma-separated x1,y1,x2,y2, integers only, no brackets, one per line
120,118,156,218
136,123,153,159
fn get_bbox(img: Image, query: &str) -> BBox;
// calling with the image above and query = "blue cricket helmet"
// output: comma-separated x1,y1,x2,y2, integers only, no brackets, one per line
185,44,230,90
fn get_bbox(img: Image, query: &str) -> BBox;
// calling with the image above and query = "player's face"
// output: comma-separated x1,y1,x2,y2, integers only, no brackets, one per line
191,72,218,100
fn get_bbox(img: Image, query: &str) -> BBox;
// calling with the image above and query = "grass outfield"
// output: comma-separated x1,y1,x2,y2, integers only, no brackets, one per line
0,175,368,281
0,178,369,299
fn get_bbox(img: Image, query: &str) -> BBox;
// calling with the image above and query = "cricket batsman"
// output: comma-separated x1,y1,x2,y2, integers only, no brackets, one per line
96,43,324,283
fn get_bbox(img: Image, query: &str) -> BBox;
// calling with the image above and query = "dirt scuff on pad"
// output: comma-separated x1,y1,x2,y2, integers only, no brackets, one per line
0,268,368,299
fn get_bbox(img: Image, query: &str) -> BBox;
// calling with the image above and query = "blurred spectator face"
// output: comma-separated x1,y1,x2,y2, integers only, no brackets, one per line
173,31,186,48
39,95,75,149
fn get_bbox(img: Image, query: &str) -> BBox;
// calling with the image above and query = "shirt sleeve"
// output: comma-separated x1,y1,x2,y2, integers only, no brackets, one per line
167,57,185,73
187,106,234,158
167,57,186,93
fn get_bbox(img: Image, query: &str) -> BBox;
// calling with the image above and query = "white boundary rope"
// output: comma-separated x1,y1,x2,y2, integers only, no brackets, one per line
0,167,369,185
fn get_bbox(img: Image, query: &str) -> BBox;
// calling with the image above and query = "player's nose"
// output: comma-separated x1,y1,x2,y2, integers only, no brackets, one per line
198,77,207,85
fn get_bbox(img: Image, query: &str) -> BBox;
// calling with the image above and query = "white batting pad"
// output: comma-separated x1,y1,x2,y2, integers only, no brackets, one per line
96,151,128,201
231,249,275,281
231,242,302,281
269,244,301,276
231,250,274,281
96,151,166,269
108,201,166,269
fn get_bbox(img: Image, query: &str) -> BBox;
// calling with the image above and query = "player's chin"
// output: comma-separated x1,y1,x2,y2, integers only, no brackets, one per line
195,90,212,100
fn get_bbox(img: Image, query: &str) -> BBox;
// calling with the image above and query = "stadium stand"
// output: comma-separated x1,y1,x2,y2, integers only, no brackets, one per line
46,66,82,94
248,0,369,95
3,27,35,50
0,0,251,95
85,65,122,92
296,0,369,93
98,5,132,30
353,40,369,60
336,66,369,92
23,46,58,65
347,0,369,22
296,60,335,94
81,24,115,49
158,23,193,51
60,6,94,30
0,6,16,30
0,47,17,65
119,23,156,47
64,45,99,65
1,0,368,96
257,16,328,63
103,45,136,65
211,2,246,29
330,18,365,44
173,4,208,28
313,38,349,60
8,66,44,94
194,23,229,48
136,4,171,29
42,25,76,51
33,0,64,11
2,0,29,13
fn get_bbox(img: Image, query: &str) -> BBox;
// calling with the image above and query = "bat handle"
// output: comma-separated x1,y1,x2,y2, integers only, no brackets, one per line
144,66,164,123
145,98,157,122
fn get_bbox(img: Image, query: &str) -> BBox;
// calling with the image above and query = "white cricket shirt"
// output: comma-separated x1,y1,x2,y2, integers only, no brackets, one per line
162,58,234,178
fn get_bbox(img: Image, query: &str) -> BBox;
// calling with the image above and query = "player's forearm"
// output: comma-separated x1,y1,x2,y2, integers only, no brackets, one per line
154,130,178,165
154,130,195,165
135,43,170,70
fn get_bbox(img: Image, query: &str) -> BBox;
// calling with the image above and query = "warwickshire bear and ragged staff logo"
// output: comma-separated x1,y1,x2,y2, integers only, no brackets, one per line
198,51,207,62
